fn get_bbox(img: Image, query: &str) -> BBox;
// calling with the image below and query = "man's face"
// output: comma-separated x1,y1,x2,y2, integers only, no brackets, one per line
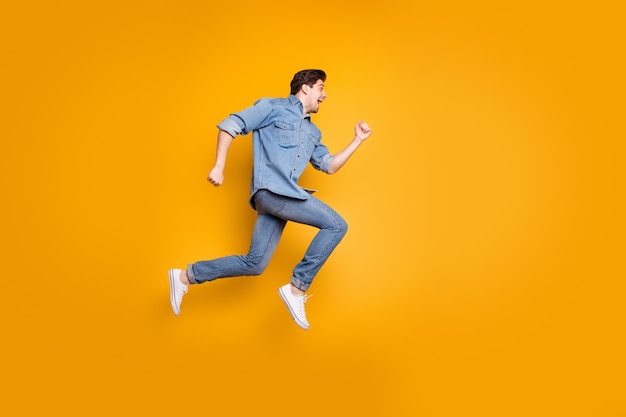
306,79,327,113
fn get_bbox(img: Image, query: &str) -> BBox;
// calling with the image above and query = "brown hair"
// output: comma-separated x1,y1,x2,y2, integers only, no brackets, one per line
290,69,326,95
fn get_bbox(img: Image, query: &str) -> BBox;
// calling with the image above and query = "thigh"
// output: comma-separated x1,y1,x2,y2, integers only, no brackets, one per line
248,210,287,259
255,189,342,229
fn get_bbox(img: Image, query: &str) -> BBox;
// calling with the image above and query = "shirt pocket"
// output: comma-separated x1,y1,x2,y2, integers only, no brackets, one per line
273,121,298,148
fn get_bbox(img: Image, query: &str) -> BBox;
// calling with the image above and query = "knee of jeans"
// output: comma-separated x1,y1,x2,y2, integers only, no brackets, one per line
248,265,266,276
336,217,348,236
244,256,268,276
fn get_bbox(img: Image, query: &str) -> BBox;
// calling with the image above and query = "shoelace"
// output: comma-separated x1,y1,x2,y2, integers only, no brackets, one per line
298,294,312,314
177,282,188,297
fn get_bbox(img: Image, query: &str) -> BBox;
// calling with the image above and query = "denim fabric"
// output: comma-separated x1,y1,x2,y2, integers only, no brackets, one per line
187,190,347,291
217,95,332,208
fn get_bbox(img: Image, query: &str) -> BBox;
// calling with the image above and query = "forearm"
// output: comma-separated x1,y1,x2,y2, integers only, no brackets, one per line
208,129,235,186
328,137,363,174
214,129,234,168
327,121,372,174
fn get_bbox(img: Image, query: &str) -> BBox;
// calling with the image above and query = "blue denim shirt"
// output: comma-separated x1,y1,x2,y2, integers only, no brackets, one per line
217,95,332,208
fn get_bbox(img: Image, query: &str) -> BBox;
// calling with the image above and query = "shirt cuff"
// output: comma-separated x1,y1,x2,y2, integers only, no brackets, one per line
217,117,243,138
320,154,333,173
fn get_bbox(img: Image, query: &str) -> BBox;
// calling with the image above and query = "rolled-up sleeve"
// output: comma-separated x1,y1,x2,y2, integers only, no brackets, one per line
310,143,333,173
217,116,244,138
217,98,274,137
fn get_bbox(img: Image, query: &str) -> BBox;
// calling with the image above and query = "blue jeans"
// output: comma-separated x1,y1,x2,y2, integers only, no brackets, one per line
187,190,348,291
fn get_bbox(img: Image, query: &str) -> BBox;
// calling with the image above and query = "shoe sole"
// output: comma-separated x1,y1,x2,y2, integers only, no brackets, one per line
168,269,180,316
278,287,309,330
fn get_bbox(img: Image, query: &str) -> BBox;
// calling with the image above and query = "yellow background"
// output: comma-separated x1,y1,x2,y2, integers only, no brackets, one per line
1,1,624,416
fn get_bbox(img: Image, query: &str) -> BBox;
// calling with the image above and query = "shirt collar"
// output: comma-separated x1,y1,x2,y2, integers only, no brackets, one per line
288,94,310,118
288,94,301,107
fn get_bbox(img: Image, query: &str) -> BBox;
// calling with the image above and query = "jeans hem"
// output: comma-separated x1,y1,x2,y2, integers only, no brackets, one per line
290,276,309,292
187,264,198,284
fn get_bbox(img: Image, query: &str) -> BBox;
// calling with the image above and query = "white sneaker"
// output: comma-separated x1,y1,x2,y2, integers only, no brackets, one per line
278,283,311,330
169,269,188,316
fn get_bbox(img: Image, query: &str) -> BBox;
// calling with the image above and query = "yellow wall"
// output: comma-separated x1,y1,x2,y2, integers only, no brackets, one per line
1,1,624,415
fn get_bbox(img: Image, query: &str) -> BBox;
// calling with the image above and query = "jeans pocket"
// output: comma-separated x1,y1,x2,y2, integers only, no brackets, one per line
254,190,286,215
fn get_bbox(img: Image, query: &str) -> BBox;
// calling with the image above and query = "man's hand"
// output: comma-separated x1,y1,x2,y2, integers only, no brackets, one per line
207,166,224,186
355,121,372,142
327,121,373,174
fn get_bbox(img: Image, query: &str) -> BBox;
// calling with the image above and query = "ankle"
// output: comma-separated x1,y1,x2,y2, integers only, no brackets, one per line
180,270,191,285
290,284,304,297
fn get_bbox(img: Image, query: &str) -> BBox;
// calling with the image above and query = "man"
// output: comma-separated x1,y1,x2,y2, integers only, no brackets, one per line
169,69,372,330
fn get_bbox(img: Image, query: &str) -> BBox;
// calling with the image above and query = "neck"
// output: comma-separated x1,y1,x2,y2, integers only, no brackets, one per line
294,93,311,114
